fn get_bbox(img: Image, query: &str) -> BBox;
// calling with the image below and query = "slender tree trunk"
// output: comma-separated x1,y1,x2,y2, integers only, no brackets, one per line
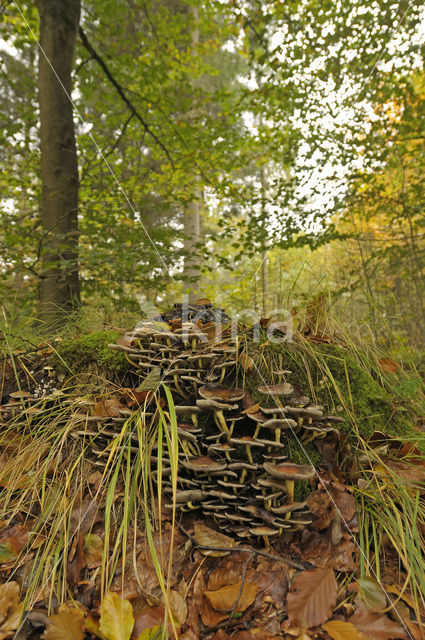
183,6,202,304
183,177,202,303
260,166,268,316
36,0,81,328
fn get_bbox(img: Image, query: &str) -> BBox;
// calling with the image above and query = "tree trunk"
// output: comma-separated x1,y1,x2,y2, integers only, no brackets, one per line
183,177,202,303
183,6,202,304
36,0,81,328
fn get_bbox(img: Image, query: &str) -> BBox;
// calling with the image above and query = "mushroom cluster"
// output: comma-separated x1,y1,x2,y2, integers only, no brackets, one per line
0,301,345,548
85,308,344,546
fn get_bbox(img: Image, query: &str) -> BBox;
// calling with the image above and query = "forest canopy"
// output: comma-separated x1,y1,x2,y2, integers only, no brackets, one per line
1,0,425,345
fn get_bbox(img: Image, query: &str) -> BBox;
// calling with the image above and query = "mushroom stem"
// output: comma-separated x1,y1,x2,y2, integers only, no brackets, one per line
245,445,253,464
263,535,270,550
214,411,231,438
253,423,262,439
286,479,295,503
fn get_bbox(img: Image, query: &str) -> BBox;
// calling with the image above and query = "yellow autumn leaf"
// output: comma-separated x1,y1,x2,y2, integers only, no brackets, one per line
99,592,134,640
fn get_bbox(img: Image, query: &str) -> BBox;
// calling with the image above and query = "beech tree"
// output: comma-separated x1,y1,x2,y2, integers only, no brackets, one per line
36,0,81,327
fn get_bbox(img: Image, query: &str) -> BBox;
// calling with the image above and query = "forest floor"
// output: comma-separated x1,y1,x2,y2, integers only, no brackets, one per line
0,309,425,640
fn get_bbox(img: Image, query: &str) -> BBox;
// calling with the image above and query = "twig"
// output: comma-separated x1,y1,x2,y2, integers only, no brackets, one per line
78,27,174,168
226,551,255,630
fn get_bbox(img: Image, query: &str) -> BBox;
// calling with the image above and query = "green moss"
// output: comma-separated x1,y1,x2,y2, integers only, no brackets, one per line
54,330,131,377
250,339,417,442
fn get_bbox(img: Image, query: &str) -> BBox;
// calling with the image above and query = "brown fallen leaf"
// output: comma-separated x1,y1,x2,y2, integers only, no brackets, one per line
350,608,408,639
287,568,337,627
0,582,24,640
45,603,85,640
201,596,228,627
207,567,241,591
193,523,236,557
0,524,29,564
169,590,187,627
132,605,166,639
204,579,257,613
322,620,366,640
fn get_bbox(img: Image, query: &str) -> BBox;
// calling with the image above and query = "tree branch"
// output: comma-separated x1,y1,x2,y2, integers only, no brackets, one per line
78,26,174,168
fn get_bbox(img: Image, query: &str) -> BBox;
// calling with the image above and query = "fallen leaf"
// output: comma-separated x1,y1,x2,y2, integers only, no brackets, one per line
45,603,85,640
169,590,187,626
208,567,241,591
133,606,166,639
201,595,228,627
287,568,337,627
0,582,24,640
84,533,103,568
99,592,134,640
204,579,257,613
193,523,236,557
0,525,29,563
356,577,386,612
322,621,366,640
350,608,408,639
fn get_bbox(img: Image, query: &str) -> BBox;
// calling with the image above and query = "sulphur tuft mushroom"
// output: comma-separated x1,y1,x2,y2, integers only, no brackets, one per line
263,461,315,504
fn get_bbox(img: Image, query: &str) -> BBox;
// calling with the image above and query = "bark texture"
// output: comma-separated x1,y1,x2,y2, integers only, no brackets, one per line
37,0,81,327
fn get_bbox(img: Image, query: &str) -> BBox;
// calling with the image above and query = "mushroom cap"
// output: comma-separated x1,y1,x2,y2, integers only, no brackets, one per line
257,383,294,396
212,360,237,370
247,411,267,423
174,405,203,415
229,436,265,448
284,406,323,417
216,479,245,490
181,456,226,473
196,399,239,411
249,525,279,536
224,511,251,523
263,461,316,481
270,501,307,514
178,421,202,434
174,490,208,503
256,477,288,491
316,415,345,424
198,385,245,402
201,501,228,510
261,418,297,430
208,443,236,454
263,453,288,462
239,504,275,522
261,406,290,416
228,462,258,471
